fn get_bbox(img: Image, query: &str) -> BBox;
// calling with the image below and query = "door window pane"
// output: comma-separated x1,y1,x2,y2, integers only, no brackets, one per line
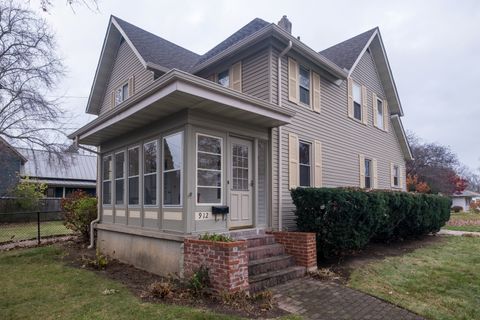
232,143,249,191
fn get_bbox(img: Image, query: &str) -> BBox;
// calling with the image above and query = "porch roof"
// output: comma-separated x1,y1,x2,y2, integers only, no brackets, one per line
70,69,295,146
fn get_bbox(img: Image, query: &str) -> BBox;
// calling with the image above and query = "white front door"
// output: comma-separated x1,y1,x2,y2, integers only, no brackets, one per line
229,137,253,229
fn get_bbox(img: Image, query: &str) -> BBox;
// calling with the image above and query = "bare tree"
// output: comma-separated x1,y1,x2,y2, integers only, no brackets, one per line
0,0,66,154
38,0,99,12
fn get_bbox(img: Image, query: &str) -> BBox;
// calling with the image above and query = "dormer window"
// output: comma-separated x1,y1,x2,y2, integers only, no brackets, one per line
217,69,230,88
115,82,129,106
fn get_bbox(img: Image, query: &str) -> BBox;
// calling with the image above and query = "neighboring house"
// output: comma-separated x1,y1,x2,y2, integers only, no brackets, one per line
451,190,480,211
0,137,27,197
18,149,97,198
69,15,412,275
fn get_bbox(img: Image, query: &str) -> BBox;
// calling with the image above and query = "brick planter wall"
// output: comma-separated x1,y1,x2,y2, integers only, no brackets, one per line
183,238,249,294
268,231,317,271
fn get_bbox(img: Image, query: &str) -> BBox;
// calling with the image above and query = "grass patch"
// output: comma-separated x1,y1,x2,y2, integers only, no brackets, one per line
0,246,240,320
448,212,480,222
0,221,72,243
349,236,480,320
443,225,480,233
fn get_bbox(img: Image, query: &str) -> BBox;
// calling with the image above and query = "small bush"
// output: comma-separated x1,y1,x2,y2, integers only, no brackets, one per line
291,188,451,258
452,206,463,213
189,265,210,296
198,232,233,242
62,190,97,239
148,280,173,299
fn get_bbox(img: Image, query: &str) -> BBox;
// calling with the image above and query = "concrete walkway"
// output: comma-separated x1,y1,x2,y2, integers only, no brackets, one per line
272,278,423,320
438,229,480,237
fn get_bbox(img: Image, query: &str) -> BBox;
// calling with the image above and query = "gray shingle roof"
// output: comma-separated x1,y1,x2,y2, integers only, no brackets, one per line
113,16,201,71
196,18,270,65
320,28,377,70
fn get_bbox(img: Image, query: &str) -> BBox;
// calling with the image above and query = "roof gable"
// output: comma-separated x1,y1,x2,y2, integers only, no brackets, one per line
196,18,270,65
320,28,377,71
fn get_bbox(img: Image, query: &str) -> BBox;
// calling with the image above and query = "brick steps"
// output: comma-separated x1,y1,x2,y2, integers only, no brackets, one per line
249,266,306,293
248,254,294,276
246,243,285,260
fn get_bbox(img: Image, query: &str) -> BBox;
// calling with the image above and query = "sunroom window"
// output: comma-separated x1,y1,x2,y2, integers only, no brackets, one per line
128,147,140,205
114,152,125,205
144,141,157,206
102,155,112,205
164,132,183,206
197,134,222,205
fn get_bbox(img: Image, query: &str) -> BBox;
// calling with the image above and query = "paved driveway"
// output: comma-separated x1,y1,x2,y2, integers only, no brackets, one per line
272,278,423,320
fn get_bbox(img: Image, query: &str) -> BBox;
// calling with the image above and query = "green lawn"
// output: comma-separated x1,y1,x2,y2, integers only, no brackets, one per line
444,212,480,233
0,246,241,320
349,236,480,320
0,221,72,243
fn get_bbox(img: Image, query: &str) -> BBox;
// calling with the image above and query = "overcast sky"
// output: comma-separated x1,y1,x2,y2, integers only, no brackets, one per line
35,0,480,170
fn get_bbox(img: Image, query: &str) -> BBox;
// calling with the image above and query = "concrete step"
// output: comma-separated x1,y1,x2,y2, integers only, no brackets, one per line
246,243,285,260
248,254,295,276
249,266,306,292
239,234,276,248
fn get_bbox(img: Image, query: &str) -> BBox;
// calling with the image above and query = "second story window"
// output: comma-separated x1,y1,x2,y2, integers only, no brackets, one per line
217,70,230,88
377,98,384,129
299,66,310,106
352,82,362,121
115,82,129,106
299,141,311,187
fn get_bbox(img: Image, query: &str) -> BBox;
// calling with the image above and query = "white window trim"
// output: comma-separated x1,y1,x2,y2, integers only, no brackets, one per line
102,154,113,206
114,81,129,106
298,140,312,187
352,81,364,123
196,133,223,206
114,150,126,206
127,145,141,207
143,140,158,207
163,131,184,208
298,65,311,108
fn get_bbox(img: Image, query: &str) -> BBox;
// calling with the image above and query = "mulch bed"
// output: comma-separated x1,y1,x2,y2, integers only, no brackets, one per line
314,235,446,282
58,239,288,319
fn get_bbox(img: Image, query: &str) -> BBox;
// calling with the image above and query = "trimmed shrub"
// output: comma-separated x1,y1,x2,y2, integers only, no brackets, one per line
291,188,451,258
62,190,97,240
452,206,463,213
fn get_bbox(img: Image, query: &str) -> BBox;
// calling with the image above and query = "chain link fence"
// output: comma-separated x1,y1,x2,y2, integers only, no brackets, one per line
0,198,73,245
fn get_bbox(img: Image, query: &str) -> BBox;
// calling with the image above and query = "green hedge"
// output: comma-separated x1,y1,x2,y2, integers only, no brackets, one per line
291,188,451,258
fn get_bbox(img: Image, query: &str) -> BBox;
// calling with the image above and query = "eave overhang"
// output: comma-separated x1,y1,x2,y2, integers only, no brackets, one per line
69,69,295,146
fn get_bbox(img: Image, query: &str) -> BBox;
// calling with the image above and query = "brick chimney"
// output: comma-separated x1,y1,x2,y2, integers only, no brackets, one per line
277,15,292,34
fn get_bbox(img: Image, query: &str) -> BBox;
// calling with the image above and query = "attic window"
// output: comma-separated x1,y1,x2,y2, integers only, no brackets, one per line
217,69,229,88
115,82,129,106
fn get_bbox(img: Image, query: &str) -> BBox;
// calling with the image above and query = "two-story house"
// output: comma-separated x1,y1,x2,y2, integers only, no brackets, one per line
69,15,412,277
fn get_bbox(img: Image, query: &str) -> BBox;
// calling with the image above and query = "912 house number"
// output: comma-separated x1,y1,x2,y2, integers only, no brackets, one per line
195,212,211,220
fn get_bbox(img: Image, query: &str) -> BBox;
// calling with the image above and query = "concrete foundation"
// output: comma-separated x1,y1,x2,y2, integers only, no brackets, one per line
97,224,184,276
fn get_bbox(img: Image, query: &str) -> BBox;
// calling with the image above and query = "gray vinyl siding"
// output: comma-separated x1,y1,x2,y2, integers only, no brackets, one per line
99,40,154,115
271,46,407,230
242,49,270,101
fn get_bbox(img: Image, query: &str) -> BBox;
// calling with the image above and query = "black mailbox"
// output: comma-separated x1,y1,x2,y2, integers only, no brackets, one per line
212,206,229,221
212,206,229,214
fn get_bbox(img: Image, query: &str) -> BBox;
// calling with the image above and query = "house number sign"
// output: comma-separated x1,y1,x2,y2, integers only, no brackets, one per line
195,212,212,221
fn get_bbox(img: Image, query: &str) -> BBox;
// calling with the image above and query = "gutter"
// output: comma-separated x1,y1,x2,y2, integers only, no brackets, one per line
88,147,102,249
277,40,292,231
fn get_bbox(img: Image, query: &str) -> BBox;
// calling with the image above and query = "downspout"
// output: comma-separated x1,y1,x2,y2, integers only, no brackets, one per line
74,136,101,249
277,40,292,231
